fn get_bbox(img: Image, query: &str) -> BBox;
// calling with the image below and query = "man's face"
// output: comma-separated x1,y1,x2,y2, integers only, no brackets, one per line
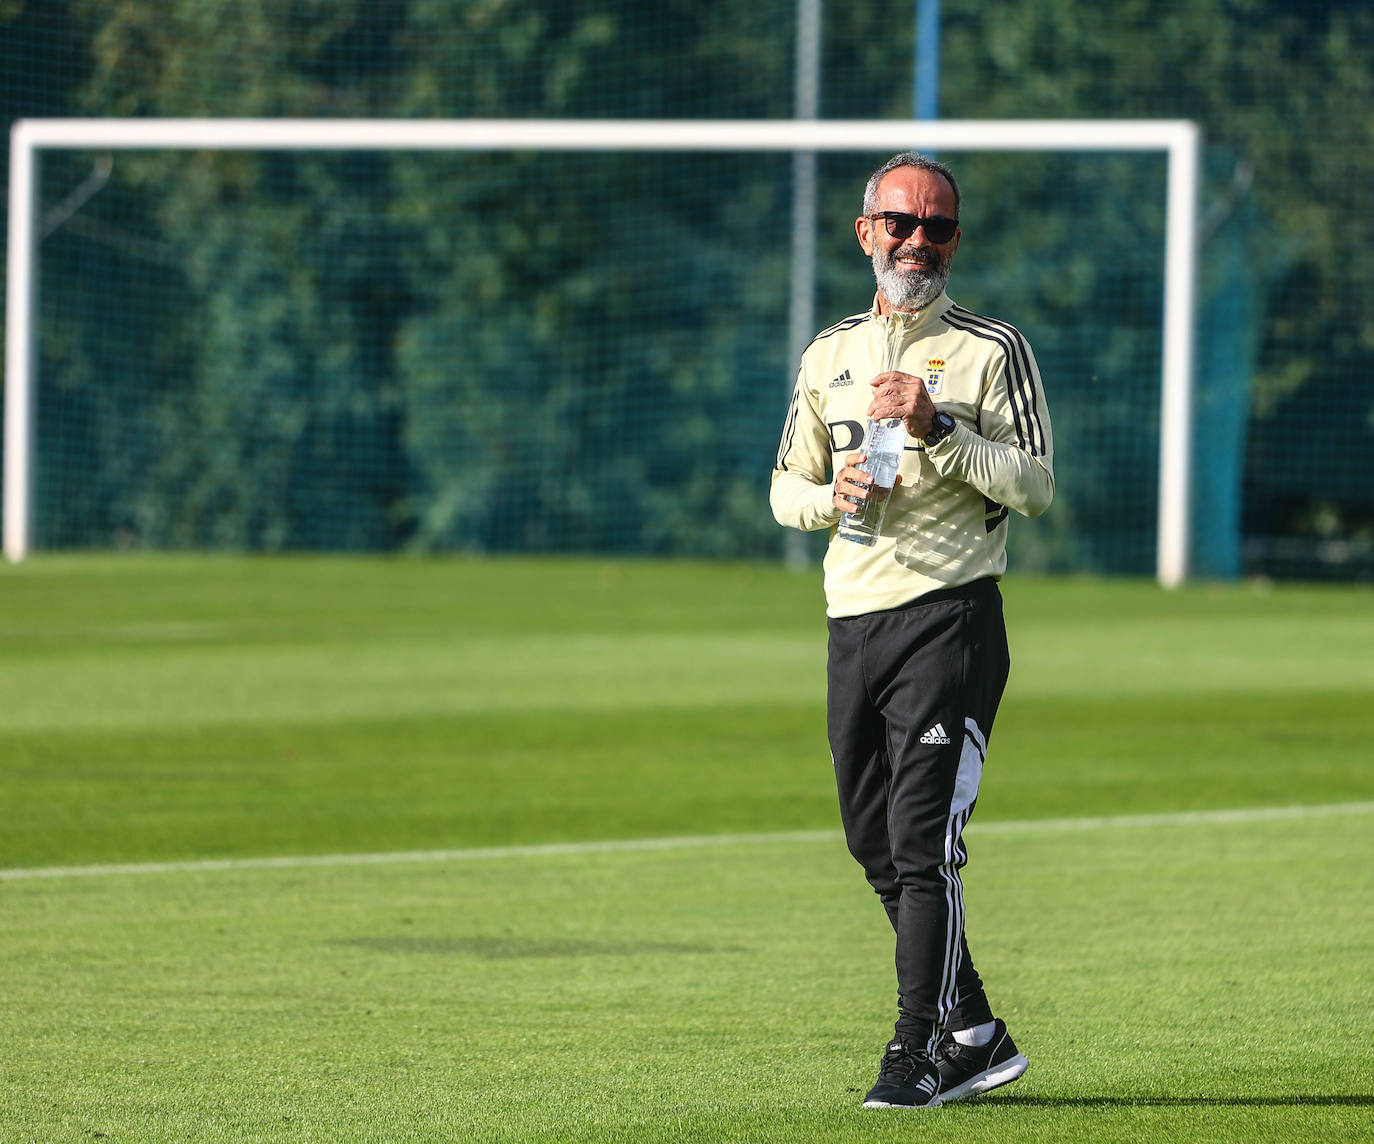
856,167,961,313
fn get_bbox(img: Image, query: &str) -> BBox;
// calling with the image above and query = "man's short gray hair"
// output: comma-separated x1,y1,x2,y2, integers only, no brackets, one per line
862,152,961,216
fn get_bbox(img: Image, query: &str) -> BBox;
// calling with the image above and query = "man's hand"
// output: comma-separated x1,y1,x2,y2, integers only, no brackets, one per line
868,371,936,439
833,451,904,514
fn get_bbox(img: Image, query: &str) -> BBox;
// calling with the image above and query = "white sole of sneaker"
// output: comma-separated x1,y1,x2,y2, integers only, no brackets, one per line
861,1098,943,1110
937,1053,1029,1104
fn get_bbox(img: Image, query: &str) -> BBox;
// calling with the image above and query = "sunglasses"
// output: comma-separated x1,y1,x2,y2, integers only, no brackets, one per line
866,212,959,244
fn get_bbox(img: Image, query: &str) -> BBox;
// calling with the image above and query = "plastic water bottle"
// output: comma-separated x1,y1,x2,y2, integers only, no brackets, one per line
837,417,909,546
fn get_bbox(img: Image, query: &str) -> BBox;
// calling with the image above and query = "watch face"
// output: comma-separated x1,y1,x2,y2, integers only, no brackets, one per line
926,413,954,444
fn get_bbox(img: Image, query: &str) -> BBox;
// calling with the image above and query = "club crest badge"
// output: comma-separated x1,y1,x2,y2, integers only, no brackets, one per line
924,358,946,396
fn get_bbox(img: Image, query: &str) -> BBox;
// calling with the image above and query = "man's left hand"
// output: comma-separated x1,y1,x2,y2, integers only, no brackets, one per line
868,371,936,439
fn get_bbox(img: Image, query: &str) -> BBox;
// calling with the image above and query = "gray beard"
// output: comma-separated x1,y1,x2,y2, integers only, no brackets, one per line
872,246,950,312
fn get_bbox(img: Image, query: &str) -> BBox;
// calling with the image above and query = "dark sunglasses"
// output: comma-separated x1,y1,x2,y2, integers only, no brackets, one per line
867,212,959,244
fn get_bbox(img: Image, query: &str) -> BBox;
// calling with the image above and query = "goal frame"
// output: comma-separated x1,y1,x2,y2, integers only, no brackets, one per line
5,117,1200,583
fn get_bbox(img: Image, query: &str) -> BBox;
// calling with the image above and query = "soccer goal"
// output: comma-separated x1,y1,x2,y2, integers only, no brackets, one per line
5,117,1199,582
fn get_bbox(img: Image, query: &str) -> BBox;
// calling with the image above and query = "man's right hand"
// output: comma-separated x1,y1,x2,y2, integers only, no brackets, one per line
833,452,902,514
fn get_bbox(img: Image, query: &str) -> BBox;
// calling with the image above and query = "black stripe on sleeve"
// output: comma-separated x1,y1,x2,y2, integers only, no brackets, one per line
807,312,869,348
942,305,1041,455
941,305,1046,457
775,372,804,472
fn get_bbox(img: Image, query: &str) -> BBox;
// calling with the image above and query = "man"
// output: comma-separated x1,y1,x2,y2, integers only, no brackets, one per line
770,152,1053,1108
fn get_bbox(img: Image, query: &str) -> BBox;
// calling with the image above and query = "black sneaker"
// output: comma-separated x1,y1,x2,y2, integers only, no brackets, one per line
934,1019,1029,1103
862,1040,943,1109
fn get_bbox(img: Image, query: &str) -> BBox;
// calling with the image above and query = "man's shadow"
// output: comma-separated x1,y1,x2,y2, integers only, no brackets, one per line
970,1094,1374,1108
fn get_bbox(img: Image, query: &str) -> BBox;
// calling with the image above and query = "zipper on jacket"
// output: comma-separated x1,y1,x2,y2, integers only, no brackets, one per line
877,308,924,374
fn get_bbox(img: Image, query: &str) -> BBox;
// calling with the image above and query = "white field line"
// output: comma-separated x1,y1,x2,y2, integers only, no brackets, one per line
2,800,1372,883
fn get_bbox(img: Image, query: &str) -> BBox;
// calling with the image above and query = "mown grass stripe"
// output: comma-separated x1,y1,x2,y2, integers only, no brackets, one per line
3,801,1372,883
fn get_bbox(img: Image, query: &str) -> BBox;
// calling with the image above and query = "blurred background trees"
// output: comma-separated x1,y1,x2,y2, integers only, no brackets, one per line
1,0,1369,578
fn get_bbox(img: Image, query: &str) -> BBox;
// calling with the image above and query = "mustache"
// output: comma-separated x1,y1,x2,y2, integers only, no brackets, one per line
882,244,941,268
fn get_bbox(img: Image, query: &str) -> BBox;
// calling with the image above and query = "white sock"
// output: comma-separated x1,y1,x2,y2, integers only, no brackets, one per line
952,1020,997,1047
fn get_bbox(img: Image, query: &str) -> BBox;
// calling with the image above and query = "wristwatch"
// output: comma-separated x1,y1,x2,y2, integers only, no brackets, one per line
923,410,957,447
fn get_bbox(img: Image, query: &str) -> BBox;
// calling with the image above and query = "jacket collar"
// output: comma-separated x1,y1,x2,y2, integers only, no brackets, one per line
869,291,954,329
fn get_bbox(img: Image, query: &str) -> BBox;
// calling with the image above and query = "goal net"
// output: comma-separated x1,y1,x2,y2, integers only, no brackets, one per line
5,119,1198,581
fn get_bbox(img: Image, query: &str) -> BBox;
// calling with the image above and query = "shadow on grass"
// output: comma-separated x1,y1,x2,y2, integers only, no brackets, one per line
333,935,747,958
976,1095,1374,1108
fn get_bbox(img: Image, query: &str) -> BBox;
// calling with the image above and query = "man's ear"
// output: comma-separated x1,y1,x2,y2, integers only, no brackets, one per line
855,215,874,256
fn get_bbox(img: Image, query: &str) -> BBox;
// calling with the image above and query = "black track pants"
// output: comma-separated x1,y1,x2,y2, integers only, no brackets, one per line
826,577,1010,1056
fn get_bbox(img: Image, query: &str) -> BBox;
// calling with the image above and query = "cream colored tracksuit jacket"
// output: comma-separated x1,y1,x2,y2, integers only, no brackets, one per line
771,293,1055,618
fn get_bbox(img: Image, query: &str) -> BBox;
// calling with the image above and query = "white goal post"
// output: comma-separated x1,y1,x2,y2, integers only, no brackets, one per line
5,117,1200,583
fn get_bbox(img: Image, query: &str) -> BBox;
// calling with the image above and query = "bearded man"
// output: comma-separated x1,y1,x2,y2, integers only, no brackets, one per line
770,152,1054,1108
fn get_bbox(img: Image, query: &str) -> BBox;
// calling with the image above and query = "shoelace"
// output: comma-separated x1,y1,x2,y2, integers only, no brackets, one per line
878,1043,928,1080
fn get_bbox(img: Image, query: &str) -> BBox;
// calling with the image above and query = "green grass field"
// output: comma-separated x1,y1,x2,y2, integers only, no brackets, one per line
1,556,1371,1143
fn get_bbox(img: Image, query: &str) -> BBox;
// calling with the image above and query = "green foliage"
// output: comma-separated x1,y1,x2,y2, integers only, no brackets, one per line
2,0,1372,571
937,0,1374,563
